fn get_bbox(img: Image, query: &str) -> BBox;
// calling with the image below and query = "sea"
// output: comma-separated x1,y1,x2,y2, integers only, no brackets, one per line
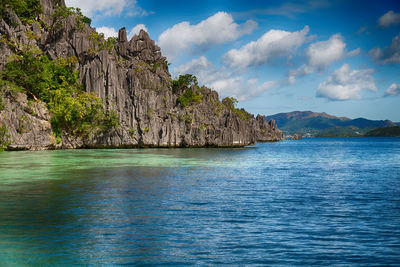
0,137,399,265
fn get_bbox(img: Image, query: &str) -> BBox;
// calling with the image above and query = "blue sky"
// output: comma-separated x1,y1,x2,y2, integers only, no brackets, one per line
65,0,400,121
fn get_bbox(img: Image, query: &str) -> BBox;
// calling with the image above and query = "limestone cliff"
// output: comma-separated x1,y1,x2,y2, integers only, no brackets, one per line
0,0,283,150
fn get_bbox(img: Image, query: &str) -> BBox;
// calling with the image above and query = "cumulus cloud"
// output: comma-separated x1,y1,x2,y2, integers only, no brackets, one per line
158,12,257,60
96,26,118,38
307,34,346,69
316,64,377,101
347,48,361,57
223,26,310,69
369,33,400,64
128,24,148,39
379,10,400,27
96,24,148,40
385,83,400,97
174,56,277,101
65,0,151,18
288,33,348,84
65,0,127,16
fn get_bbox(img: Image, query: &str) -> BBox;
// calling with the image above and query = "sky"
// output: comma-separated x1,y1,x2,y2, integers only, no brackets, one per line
64,0,400,121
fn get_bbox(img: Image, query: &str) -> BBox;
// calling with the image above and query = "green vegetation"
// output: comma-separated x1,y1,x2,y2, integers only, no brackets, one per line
52,5,91,30
0,125,11,151
172,74,202,107
0,0,42,24
222,97,237,110
364,126,400,137
172,74,198,93
266,111,396,137
177,88,202,107
89,32,117,53
222,97,251,121
17,114,27,134
0,47,119,138
128,128,136,138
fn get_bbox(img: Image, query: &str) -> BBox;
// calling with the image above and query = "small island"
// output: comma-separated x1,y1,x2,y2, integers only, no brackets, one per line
0,0,283,151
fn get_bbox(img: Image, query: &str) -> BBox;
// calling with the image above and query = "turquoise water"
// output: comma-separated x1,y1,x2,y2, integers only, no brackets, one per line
0,137,399,265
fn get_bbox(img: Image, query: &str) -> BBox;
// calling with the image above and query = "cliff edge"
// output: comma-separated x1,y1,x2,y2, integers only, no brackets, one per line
0,0,283,150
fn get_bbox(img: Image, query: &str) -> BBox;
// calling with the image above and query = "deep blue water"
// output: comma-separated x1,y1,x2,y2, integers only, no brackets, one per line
0,137,399,265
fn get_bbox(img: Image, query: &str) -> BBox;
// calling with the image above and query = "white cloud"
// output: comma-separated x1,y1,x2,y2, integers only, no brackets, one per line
96,26,118,38
96,24,148,40
369,33,400,64
223,26,310,69
307,33,346,69
288,33,348,83
174,56,277,101
385,83,400,97
65,0,127,16
347,48,361,57
379,10,400,27
128,24,148,39
158,12,257,60
65,0,151,18
210,77,277,101
316,64,377,101
127,6,154,17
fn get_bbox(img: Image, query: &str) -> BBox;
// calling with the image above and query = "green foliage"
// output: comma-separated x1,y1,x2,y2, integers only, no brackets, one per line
222,97,250,121
17,114,27,134
104,37,117,53
52,5,91,31
177,88,202,107
364,126,400,137
222,97,238,110
128,128,136,138
1,48,119,138
1,0,42,24
172,74,198,93
172,74,202,107
151,62,161,72
2,48,79,101
0,125,11,151
52,5,75,20
26,30,39,40
233,108,251,121
74,8,91,29
88,33,116,54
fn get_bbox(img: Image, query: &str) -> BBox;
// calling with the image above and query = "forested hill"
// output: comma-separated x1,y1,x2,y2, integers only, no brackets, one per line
0,0,283,150
365,126,400,137
266,111,395,137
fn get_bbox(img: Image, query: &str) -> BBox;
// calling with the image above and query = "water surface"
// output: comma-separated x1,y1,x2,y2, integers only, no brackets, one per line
0,138,399,265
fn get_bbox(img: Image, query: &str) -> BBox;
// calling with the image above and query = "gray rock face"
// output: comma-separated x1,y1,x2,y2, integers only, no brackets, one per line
0,88,56,150
0,0,284,150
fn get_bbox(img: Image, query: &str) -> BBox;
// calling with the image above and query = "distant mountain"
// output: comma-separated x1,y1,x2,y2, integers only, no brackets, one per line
365,126,400,137
266,111,395,137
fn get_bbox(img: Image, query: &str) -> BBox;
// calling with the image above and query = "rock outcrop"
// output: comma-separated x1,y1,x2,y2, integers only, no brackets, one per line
0,0,284,150
291,133,303,140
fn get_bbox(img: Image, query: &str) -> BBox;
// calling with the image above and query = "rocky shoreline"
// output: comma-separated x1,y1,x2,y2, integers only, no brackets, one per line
0,0,283,151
